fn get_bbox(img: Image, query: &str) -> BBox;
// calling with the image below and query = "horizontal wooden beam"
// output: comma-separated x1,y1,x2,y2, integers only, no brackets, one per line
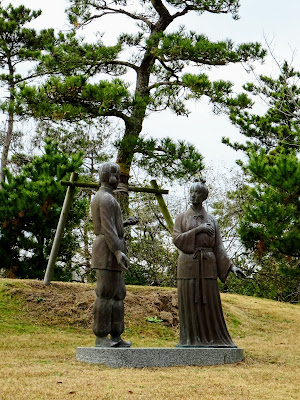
60,180,169,195
61,181,98,189
128,185,169,195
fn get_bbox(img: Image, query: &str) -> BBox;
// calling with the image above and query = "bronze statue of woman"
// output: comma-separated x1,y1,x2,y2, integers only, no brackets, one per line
173,178,245,347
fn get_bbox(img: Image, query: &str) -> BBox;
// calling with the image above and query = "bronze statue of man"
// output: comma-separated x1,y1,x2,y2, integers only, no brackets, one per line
173,178,245,347
91,162,136,348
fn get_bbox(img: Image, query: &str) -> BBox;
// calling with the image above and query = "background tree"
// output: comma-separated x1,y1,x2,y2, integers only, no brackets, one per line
0,3,55,182
125,189,180,286
223,61,300,298
210,171,300,302
32,120,113,176
20,0,265,198
0,140,87,280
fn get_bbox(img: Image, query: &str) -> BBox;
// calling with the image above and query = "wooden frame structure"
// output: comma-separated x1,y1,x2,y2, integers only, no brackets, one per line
43,174,173,284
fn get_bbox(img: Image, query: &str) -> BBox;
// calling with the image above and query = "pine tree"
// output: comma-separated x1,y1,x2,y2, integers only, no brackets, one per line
20,0,265,190
224,62,300,275
32,120,112,176
210,172,300,302
0,140,87,280
0,3,55,182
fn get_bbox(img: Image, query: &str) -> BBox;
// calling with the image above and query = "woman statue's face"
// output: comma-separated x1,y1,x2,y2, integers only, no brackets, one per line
190,186,206,205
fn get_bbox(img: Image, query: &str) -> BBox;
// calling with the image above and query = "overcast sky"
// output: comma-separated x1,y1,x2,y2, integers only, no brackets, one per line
6,0,300,172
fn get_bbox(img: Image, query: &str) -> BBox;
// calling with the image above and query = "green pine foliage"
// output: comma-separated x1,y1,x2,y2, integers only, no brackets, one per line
0,140,87,280
20,0,265,184
19,75,131,121
240,150,299,258
225,62,300,281
32,120,112,176
0,4,54,75
219,255,300,302
209,171,300,302
116,136,204,181
0,3,56,180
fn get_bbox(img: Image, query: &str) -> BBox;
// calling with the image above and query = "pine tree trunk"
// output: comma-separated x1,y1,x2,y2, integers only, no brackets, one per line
114,191,129,220
0,106,14,184
114,11,173,215
1,59,15,185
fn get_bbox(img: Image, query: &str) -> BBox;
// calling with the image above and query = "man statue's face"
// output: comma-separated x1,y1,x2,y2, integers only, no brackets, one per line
108,166,120,189
190,187,206,205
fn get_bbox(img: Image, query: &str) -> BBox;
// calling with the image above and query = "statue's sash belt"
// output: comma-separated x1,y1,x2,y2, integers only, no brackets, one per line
193,247,213,305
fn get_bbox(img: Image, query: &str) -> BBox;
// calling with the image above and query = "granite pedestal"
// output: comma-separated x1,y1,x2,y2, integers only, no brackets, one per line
76,347,244,368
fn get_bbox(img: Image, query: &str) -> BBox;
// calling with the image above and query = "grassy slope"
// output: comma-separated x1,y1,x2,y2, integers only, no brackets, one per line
0,278,299,400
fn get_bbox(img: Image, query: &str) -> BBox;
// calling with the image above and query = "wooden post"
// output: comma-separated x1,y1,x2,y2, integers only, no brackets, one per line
150,180,174,234
43,172,78,285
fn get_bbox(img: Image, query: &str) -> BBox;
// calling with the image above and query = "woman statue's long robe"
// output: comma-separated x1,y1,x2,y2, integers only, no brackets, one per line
173,206,236,347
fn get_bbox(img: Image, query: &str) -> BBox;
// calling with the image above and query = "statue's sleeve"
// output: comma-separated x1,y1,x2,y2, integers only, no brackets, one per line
172,212,195,254
213,218,231,283
100,196,122,254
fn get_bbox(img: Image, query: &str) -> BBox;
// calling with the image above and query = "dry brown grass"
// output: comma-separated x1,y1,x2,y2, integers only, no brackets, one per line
0,278,299,400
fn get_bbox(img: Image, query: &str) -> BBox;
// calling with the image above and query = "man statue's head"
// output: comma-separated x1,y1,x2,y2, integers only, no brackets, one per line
99,162,120,189
190,177,208,204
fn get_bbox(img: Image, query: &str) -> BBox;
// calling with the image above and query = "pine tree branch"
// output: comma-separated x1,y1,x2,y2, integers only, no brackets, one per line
147,80,184,91
156,57,180,79
86,59,139,75
77,7,153,29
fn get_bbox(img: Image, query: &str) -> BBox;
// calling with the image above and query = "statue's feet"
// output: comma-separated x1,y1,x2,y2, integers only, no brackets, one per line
117,338,132,348
110,337,132,348
95,336,120,348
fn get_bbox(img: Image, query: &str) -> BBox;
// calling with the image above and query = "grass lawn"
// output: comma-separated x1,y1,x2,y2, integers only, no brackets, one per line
0,278,299,400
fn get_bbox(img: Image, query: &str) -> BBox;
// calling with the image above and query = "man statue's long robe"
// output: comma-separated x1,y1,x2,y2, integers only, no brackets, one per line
173,206,236,347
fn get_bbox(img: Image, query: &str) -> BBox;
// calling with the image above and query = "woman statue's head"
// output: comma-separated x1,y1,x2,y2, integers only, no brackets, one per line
190,177,209,205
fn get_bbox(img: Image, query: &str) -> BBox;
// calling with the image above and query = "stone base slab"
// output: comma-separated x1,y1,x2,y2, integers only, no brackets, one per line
76,347,244,368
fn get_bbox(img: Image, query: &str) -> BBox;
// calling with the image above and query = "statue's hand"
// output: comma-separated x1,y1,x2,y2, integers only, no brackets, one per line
196,223,214,236
123,216,139,227
230,264,247,279
115,250,129,271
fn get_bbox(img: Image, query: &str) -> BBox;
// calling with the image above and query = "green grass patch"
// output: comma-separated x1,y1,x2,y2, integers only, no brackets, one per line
0,279,299,400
